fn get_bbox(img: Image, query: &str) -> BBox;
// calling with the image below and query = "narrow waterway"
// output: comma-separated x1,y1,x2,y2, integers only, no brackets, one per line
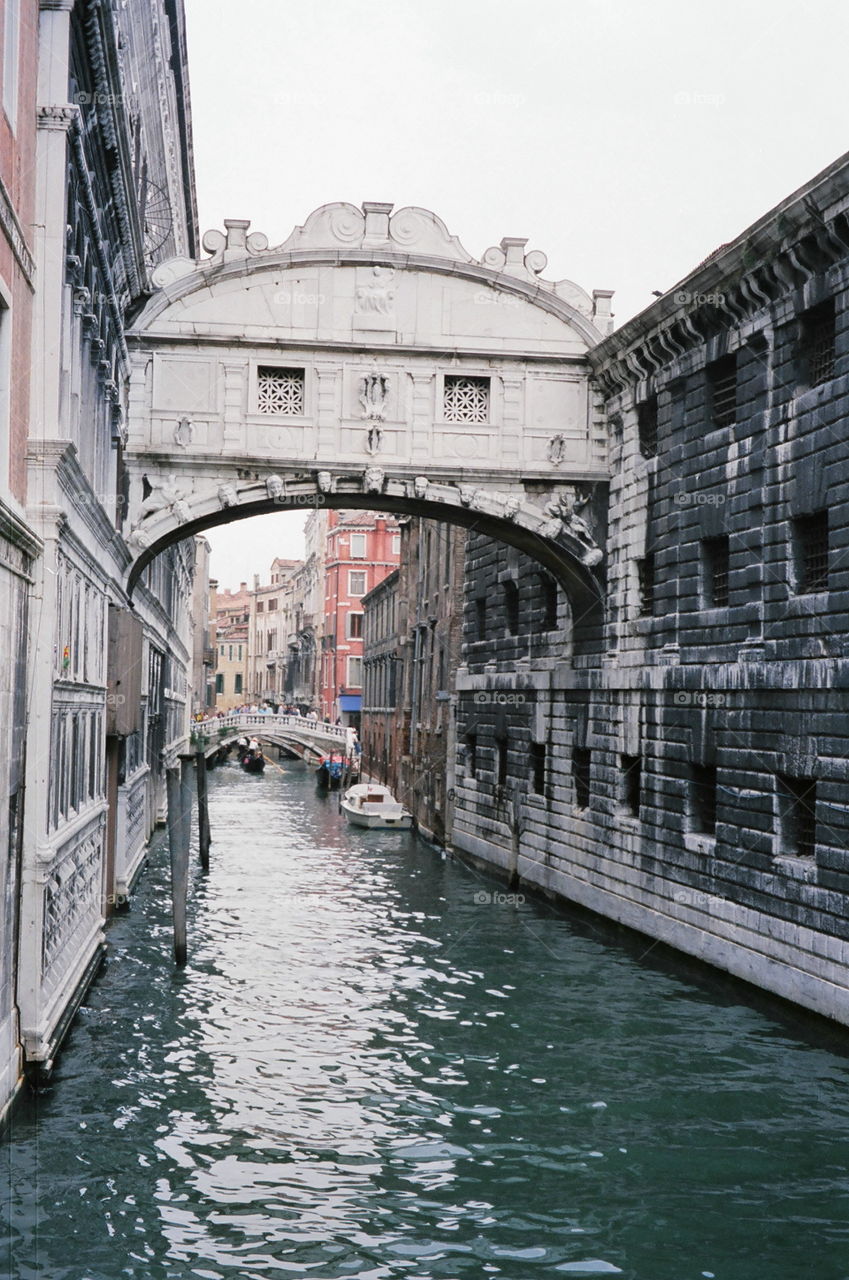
3,764,849,1280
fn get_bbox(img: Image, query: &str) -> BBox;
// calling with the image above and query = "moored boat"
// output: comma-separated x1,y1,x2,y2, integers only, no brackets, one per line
240,745,265,773
341,782,413,830
315,753,345,789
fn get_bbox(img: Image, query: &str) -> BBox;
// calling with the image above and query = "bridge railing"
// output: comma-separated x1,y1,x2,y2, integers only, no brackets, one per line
191,711,348,746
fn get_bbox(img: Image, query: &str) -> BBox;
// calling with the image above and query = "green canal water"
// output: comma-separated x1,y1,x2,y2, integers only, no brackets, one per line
3,764,849,1280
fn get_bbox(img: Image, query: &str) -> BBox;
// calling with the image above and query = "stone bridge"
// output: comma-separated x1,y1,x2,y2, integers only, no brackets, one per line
123,201,614,613
192,712,348,764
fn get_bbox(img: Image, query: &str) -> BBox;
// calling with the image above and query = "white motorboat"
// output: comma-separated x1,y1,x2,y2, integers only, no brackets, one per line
341,782,413,830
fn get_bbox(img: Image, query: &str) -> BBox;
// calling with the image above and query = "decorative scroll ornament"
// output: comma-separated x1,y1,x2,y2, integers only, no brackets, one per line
359,372,389,421
355,266,395,315
365,425,382,455
547,433,566,466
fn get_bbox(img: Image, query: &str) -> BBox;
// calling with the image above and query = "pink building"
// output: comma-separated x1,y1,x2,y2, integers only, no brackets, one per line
319,511,400,725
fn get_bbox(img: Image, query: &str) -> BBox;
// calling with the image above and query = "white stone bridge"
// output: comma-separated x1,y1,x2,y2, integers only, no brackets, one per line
123,201,614,613
192,712,348,764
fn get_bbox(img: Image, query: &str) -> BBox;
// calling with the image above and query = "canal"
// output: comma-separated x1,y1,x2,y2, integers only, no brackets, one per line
3,763,849,1280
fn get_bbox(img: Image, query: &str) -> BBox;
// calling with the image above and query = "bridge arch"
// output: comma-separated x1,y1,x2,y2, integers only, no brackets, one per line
123,200,613,618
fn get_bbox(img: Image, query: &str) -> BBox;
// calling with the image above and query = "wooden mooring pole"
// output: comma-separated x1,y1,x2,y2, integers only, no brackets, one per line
167,760,192,967
196,748,211,872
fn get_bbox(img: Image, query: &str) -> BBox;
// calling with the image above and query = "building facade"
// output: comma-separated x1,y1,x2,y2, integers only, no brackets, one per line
319,510,400,725
362,518,467,842
248,557,300,702
452,152,849,1024
13,0,198,1098
213,582,249,710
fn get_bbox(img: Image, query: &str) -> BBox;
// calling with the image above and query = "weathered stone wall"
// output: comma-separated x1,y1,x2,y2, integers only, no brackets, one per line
453,155,849,1026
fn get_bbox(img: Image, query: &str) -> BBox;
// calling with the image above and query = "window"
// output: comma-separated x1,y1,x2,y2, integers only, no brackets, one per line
637,395,658,458
3,0,20,131
257,366,305,415
347,655,363,686
347,612,363,639
701,536,730,608
215,673,224,694
256,601,264,613
475,596,486,640
573,747,591,810
636,555,655,617
621,754,642,817
443,374,489,423
709,354,737,429
503,580,519,635
465,733,478,779
777,774,817,859
228,645,233,661
234,673,243,695
268,598,278,611
350,533,367,559
496,736,508,788
267,630,276,652
542,577,559,631
349,570,367,596
793,512,829,593
690,764,717,835
530,743,546,796
392,535,401,555
799,299,836,388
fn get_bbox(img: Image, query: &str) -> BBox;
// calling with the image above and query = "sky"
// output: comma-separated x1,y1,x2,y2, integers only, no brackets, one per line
184,0,849,588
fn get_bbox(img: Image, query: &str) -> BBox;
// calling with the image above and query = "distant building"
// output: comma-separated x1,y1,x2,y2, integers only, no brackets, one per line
362,520,466,842
190,537,214,714
319,511,400,725
213,583,250,710
247,557,300,702
286,510,327,710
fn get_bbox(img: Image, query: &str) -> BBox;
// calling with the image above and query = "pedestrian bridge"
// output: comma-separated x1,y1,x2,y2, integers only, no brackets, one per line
123,201,613,613
192,712,349,764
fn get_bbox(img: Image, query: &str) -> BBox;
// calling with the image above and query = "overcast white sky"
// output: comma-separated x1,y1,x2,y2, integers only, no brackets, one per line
186,0,849,588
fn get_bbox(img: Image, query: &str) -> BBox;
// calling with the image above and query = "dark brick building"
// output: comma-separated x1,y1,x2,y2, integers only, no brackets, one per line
451,152,849,1024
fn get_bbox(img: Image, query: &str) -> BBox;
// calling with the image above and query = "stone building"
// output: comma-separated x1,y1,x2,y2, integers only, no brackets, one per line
190,536,214,715
213,582,249,710
248,557,300,702
362,519,467,842
453,152,849,1024
14,0,197,1097
285,508,327,710
0,0,40,1122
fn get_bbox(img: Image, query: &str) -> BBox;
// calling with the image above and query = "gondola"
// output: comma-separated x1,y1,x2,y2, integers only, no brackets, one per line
240,747,265,773
315,752,344,789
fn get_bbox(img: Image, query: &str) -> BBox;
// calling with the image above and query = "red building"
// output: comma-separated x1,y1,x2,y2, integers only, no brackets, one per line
319,511,400,725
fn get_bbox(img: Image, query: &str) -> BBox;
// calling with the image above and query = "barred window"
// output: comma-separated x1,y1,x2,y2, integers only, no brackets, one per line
777,774,817,859
465,732,478,778
800,300,835,388
621,754,642,817
503,580,519,635
702,536,730,608
637,395,659,458
530,743,546,796
793,511,829,594
636,554,655,616
709,354,737,429
573,747,591,810
444,375,489,423
257,366,305,415
690,764,718,835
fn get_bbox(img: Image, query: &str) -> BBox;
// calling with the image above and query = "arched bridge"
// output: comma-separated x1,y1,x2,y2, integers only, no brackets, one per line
192,712,349,764
123,201,614,613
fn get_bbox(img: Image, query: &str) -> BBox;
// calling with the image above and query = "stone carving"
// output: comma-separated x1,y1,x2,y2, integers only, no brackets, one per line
503,496,521,521
359,372,389,421
316,470,333,493
412,475,429,500
217,483,238,509
365,425,382,455
126,526,152,552
458,484,478,507
355,266,395,316
266,474,285,501
363,466,385,494
138,474,192,524
547,433,566,466
545,488,603,567
174,417,193,448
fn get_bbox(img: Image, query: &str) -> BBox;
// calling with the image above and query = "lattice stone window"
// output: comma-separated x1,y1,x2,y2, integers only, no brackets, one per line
257,366,305,415
443,374,489,423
